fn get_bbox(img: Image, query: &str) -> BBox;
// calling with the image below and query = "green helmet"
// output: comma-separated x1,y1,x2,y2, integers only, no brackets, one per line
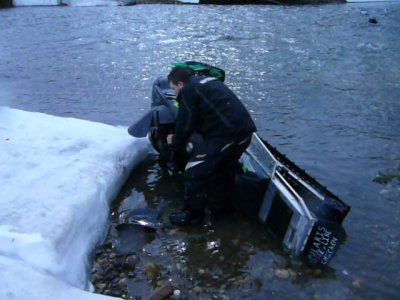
172,61,226,82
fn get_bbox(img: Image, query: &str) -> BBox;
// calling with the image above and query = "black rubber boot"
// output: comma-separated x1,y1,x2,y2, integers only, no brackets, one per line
169,210,204,226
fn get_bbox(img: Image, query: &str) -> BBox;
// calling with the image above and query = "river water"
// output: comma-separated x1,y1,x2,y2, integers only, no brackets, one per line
1,3,399,299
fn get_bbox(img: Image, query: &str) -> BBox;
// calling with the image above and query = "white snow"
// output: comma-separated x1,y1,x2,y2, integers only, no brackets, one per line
0,107,150,299
13,0,62,5
62,0,120,6
178,0,200,3
12,0,198,7
12,0,136,6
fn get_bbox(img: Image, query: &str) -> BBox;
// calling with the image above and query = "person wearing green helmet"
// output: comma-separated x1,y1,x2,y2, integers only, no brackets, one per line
166,66,257,226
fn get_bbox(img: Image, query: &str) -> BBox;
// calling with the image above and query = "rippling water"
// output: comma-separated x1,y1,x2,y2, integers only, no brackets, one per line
1,3,399,299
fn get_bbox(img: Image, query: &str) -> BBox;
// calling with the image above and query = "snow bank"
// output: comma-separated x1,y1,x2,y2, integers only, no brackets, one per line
13,0,62,5
0,107,150,299
0,256,115,300
62,0,120,6
12,0,138,6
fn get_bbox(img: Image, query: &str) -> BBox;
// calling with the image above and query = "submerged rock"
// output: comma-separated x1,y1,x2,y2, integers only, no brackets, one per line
310,268,322,277
124,254,140,270
0,0,13,8
147,283,174,300
143,263,161,281
199,0,345,4
369,18,378,24
352,278,363,289
274,268,290,279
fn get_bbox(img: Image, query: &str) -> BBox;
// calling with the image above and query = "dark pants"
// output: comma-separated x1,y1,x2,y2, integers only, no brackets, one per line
183,134,252,215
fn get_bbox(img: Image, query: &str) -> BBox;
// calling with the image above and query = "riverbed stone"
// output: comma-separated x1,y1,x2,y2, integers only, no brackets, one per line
143,263,160,281
124,254,140,270
352,278,363,289
274,268,290,279
192,286,202,293
369,18,378,24
253,278,262,291
104,289,111,295
200,0,345,4
311,268,322,277
118,277,127,286
127,271,136,278
105,269,120,281
96,283,106,291
147,282,174,300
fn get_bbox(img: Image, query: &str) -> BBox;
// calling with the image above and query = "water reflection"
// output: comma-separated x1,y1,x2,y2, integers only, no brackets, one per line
110,155,349,299
1,3,400,299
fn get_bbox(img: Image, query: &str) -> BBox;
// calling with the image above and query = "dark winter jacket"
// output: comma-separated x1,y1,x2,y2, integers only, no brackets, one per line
172,76,257,149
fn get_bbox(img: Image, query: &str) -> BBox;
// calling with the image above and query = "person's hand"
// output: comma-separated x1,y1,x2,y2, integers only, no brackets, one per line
167,134,174,145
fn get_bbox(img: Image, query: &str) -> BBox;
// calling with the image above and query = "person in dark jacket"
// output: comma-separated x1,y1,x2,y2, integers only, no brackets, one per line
166,66,257,226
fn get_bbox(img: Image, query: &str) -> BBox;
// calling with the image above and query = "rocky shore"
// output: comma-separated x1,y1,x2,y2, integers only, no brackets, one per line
90,228,338,300
2,0,347,8
199,0,345,4
90,224,190,300
90,227,176,300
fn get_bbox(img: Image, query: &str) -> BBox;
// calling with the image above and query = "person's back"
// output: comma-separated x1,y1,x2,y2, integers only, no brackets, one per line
167,66,257,226
180,76,256,140
173,76,256,149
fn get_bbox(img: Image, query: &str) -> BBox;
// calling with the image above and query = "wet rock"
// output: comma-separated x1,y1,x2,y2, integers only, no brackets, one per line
91,273,102,283
169,228,182,235
109,281,118,289
369,18,378,24
352,278,363,289
124,255,140,270
96,283,106,291
94,248,104,257
104,289,111,295
254,278,262,291
219,284,226,293
127,271,136,278
114,259,123,268
104,241,113,249
274,268,290,279
203,0,343,5
143,263,160,281
118,277,127,287
313,292,321,300
310,268,322,277
288,269,297,279
147,282,174,300
232,239,240,246
109,289,123,297
192,286,202,293
105,269,120,281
